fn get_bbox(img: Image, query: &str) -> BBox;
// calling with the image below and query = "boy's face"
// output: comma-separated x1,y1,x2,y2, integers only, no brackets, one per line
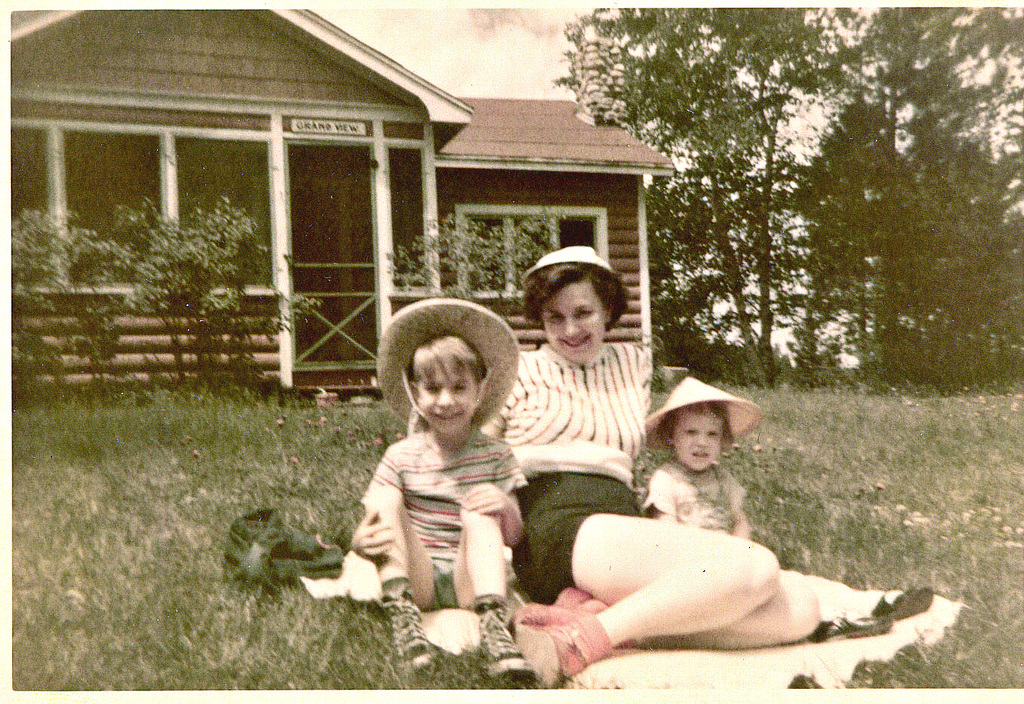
411,365,483,439
669,409,723,473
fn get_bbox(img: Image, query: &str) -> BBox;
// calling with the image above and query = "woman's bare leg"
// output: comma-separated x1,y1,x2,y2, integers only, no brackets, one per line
571,514,793,647
640,570,821,649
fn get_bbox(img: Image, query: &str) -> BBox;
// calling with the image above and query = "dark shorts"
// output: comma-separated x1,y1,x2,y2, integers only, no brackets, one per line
512,473,640,604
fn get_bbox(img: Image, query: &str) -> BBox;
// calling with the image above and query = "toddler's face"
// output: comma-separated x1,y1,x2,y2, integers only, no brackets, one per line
669,409,723,473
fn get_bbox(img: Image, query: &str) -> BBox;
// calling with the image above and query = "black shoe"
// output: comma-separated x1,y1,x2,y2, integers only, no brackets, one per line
382,591,434,670
476,599,537,683
789,674,823,688
808,615,893,643
872,588,934,621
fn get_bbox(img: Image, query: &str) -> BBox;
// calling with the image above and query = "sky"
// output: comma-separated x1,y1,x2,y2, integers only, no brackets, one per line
313,7,593,101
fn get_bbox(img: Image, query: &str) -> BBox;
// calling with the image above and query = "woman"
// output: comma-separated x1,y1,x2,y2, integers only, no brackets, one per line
481,246,824,685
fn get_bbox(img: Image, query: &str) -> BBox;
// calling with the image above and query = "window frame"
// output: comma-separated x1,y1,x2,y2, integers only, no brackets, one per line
10,118,276,295
424,204,609,297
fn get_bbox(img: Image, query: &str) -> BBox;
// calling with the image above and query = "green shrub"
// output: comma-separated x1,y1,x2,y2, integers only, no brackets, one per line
115,199,302,388
11,210,131,398
391,213,548,303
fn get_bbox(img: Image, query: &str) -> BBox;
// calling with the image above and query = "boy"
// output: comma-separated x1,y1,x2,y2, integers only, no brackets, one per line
353,299,534,681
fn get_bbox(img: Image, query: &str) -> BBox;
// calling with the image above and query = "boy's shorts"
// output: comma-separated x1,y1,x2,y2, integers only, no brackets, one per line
430,557,460,610
512,472,640,605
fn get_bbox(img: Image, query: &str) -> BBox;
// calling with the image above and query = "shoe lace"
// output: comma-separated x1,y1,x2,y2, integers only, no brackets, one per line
383,595,430,658
479,608,520,660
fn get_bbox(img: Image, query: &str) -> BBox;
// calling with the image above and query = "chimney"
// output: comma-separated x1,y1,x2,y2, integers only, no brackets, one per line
573,26,627,126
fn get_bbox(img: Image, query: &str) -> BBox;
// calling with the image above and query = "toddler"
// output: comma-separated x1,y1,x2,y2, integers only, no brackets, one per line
642,376,759,537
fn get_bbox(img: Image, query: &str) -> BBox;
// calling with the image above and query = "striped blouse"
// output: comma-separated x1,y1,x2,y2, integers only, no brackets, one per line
367,429,526,560
497,342,652,460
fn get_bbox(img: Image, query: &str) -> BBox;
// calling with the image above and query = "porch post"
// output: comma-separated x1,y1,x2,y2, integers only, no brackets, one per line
373,119,393,332
160,131,178,220
46,126,66,223
638,175,652,350
422,122,441,291
269,113,293,388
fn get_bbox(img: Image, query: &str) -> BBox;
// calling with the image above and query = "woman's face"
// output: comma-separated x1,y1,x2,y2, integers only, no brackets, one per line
540,279,610,364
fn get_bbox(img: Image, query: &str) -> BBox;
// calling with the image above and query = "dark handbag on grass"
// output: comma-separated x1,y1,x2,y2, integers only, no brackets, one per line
224,508,345,590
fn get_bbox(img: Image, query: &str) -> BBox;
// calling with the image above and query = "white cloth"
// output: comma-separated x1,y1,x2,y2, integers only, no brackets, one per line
571,576,963,689
304,557,963,688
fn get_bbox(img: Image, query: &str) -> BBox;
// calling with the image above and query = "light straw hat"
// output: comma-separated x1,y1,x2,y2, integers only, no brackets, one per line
523,246,614,279
645,376,762,449
377,298,519,429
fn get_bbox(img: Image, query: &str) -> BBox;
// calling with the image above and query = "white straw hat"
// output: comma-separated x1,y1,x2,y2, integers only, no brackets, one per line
523,246,614,280
377,298,519,428
645,376,762,449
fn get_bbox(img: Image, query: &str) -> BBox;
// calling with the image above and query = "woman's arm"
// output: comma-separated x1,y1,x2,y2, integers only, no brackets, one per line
730,509,752,540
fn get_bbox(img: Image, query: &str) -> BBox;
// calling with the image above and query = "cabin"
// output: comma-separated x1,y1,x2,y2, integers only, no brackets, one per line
10,9,673,390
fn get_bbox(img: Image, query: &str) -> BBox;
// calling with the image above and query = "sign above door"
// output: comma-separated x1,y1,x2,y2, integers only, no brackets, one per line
288,118,369,136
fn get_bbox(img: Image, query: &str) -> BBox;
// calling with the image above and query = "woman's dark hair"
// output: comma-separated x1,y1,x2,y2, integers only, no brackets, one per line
523,262,628,330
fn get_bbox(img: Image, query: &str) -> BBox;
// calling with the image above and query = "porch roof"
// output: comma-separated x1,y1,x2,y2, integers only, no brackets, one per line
437,98,675,176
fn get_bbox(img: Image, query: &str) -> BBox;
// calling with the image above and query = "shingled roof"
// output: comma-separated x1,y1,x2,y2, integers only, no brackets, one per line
438,98,674,176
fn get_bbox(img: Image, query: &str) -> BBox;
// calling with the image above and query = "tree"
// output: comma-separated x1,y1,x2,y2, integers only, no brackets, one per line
797,7,1024,389
562,8,842,384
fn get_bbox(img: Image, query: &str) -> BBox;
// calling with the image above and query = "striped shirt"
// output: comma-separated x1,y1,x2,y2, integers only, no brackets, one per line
497,342,652,459
367,429,526,559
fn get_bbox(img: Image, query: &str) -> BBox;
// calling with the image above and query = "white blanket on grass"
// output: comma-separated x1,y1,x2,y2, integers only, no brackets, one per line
301,553,963,689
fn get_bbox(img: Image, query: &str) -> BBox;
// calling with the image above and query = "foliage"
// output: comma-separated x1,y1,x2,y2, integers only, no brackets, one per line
114,198,299,388
390,213,548,303
10,210,132,397
796,8,1024,391
562,9,844,384
11,389,1024,688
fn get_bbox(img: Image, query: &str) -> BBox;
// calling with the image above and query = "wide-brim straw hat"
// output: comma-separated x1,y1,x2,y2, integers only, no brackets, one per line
523,246,614,280
645,376,762,449
377,298,519,429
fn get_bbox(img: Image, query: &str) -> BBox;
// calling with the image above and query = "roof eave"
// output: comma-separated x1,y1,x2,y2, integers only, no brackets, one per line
12,9,474,126
436,155,676,177
277,10,473,125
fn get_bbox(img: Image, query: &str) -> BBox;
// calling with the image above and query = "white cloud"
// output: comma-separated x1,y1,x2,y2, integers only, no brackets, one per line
316,8,590,100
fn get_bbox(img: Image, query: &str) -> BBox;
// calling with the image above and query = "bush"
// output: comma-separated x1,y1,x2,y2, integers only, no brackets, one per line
391,214,548,304
11,210,131,398
115,199,295,388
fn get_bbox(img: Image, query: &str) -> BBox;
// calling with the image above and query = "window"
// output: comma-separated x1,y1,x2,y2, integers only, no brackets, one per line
177,137,272,285
448,205,608,295
65,131,160,239
11,127,48,218
558,217,596,249
389,148,423,259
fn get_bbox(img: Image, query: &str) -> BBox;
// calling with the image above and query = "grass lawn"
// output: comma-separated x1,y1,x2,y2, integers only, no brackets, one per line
9,385,1024,689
